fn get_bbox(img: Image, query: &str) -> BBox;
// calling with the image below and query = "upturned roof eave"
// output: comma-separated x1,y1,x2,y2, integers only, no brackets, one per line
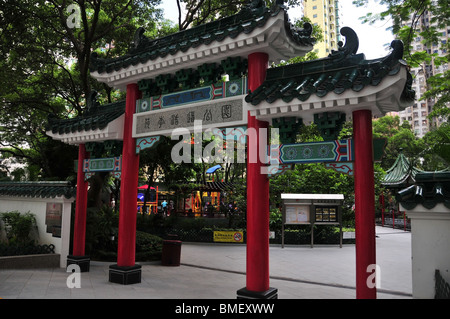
46,99,126,144
46,114,125,145
244,27,415,122
89,8,314,90
247,66,411,124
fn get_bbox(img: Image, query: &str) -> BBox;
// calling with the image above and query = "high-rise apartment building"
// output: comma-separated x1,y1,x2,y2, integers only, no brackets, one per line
303,0,341,58
398,10,449,137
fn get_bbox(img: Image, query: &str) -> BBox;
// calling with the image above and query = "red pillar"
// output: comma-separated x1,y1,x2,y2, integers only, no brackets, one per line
117,83,140,267
73,143,89,256
353,109,377,299
238,52,277,299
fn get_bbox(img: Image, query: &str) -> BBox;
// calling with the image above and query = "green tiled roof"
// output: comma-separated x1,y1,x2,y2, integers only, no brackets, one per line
0,181,76,199
382,152,422,188
89,2,314,74
245,27,415,106
47,100,125,135
396,172,450,210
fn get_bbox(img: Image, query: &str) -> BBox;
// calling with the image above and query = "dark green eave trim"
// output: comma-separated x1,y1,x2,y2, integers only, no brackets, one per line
89,3,315,74
0,181,76,200
245,28,415,106
47,100,125,135
396,171,450,210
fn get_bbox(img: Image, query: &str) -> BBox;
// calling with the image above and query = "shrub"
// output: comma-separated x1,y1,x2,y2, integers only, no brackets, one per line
1,211,37,244
90,229,163,262
135,231,163,261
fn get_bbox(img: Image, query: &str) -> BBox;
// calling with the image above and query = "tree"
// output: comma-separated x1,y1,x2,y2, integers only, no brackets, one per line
353,0,449,121
0,0,165,180
422,122,450,168
175,0,304,31
372,116,425,170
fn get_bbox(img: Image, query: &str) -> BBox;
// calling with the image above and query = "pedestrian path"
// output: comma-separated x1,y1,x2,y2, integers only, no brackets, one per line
0,226,412,299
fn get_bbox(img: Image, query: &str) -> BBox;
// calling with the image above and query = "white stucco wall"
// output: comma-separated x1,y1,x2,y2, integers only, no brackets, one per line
0,196,74,268
401,203,450,299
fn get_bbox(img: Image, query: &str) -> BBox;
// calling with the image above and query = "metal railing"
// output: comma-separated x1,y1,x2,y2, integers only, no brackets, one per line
435,269,450,299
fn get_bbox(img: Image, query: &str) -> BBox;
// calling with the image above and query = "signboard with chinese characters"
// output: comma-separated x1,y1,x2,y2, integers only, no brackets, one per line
136,78,247,112
46,203,62,237
83,157,122,172
133,96,247,138
213,231,244,243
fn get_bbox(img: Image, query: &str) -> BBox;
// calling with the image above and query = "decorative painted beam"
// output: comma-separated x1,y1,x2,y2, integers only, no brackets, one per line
83,157,122,172
136,78,248,113
325,163,354,176
267,138,386,177
275,138,386,164
278,139,354,164
136,136,162,154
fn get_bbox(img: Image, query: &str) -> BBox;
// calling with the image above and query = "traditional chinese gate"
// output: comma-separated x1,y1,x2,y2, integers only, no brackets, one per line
48,1,414,299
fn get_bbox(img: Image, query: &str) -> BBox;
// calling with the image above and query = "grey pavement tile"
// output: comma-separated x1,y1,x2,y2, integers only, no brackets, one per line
0,226,412,299
0,282,25,298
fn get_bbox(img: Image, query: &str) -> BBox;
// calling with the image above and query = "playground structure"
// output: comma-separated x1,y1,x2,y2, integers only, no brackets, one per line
137,185,158,214
47,1,414,298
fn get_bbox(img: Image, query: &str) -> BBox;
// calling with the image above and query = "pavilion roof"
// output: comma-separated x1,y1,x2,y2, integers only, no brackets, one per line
382,152,423,188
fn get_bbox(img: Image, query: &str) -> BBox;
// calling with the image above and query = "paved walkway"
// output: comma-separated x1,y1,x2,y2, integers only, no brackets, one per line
0,226,412,299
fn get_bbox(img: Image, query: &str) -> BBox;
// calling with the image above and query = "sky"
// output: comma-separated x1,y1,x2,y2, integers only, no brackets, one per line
158,0,395,59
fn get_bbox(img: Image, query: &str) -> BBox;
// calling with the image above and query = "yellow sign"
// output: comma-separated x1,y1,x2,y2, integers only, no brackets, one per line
213,231,244,243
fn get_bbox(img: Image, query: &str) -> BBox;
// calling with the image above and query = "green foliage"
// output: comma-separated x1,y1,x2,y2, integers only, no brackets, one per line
135,231,163,261
84,205,163,261
269,164,356,227
84,205,119,255
422,122,450,166
372,115,425,170
353,0,450,122
0,211,37,244
0,0,164,181
176,0,304,30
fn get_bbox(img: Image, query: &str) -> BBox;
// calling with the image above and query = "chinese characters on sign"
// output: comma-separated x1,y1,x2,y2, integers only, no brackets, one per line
134,98,245,137
46,203,62,237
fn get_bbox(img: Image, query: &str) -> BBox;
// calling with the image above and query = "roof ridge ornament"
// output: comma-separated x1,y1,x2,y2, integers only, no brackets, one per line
382,39,405,65
85,90,100,115
133,27,149,52
329,27,359,60
245,0,265,10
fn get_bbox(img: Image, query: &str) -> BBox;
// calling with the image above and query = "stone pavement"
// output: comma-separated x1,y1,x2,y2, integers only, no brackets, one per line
0,226,412,299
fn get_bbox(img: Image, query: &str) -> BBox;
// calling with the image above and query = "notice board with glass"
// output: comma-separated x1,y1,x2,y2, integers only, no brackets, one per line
285,205,311,224
314,206,338,223
281,194,344,248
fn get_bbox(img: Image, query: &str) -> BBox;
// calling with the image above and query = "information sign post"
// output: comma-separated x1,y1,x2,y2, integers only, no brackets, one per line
281,194,344,248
